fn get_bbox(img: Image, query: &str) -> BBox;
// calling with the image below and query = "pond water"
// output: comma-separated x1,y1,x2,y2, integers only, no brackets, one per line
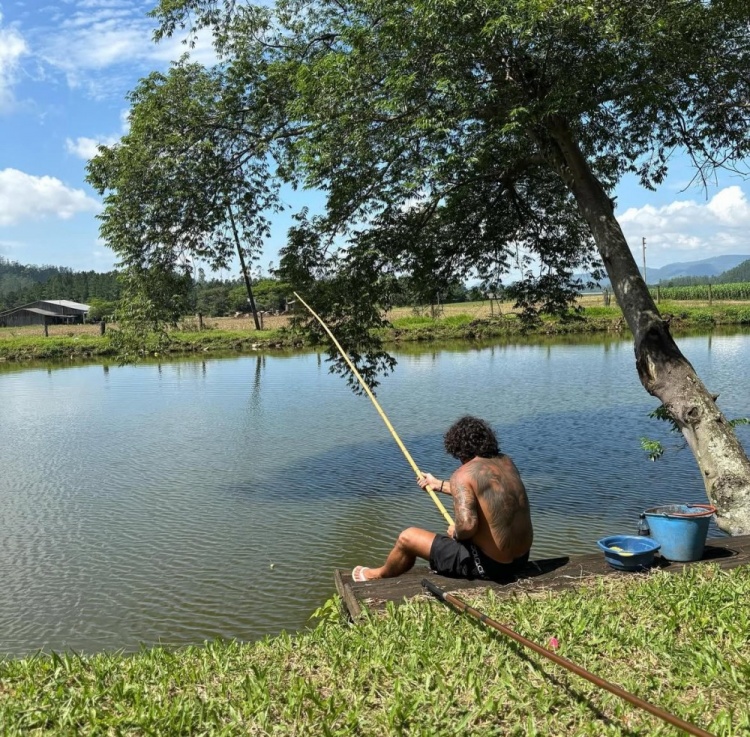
1,331,748,657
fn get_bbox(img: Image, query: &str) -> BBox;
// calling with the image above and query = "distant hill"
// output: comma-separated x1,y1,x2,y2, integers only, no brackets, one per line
578,254,750,287
715,258,750,283
650,254,750,281
0,257,120,312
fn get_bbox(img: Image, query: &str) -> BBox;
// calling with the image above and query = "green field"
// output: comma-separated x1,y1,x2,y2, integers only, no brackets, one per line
651,283,750,301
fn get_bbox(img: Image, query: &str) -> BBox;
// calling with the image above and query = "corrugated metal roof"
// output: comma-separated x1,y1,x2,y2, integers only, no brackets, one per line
9,307,60,317
0,305,35,317
43,300,90,311
0,299,91,317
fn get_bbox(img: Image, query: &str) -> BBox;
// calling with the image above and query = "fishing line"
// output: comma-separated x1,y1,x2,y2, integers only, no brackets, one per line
294,291,454,526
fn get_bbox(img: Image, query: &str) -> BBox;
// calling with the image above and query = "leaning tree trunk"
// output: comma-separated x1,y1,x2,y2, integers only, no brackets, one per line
546,117,750,535
227,206,261,331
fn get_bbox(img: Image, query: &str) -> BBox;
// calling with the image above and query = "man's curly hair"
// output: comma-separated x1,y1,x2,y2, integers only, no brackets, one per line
443,416,499,462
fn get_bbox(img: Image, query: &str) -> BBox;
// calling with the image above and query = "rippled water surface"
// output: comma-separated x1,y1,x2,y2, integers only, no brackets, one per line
1,332,748,657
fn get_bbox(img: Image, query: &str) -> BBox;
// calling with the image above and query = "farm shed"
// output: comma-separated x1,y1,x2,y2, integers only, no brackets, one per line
0,300,90,328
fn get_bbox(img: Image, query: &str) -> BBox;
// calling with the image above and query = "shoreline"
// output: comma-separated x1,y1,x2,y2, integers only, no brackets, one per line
2,302,750,362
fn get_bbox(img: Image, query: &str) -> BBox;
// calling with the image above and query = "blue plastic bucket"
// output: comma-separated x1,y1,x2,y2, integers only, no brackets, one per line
644,504,716,562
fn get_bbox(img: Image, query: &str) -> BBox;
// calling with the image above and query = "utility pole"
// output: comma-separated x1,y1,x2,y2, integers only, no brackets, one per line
642,237,647,284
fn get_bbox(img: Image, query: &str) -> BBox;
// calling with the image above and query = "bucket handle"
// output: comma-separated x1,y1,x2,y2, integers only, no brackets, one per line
651,504,716,518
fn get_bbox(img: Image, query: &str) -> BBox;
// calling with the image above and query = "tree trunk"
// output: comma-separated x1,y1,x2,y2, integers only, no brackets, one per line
546,117,750,534
227,206,261,331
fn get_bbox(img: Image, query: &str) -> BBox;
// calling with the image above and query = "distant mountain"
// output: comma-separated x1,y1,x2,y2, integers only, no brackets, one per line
650,254,750,281
577,254,750,287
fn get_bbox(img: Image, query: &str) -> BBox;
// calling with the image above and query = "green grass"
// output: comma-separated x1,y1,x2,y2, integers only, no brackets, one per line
0,335,112,360
1,565,748,735
656,301,750,325
0,330,292,362
391,313,476,328
169,329,282,347
578,305,622,319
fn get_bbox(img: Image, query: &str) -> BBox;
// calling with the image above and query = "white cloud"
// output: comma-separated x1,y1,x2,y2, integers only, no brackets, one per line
65,135,118,160
0,168,101,225
705,186,750,226
35,1,216,93
65,107,129,160
617,186,750,265
0,11,28,112
0,239,25,255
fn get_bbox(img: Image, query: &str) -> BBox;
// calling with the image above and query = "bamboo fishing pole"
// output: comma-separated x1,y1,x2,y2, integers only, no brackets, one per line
422,579,716,737
293,291,454,526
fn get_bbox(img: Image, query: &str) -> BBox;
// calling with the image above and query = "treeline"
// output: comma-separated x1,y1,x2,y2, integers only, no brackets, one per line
659,258,750,287
195,277,288,316
0,257,491,318
193,276,488,316
5,253,750,318
0,258,121,312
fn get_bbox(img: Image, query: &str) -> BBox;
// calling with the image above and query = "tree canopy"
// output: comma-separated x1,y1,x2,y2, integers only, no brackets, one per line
89,0,750,532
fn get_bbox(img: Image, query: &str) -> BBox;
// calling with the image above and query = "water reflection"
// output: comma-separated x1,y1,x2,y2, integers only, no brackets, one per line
0,331,748,657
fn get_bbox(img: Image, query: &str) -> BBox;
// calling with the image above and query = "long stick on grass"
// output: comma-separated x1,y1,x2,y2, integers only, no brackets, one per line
423,579,716,737
294,291,454,526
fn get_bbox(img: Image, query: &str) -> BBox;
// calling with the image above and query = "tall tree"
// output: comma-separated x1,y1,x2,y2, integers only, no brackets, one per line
102,0,750,532
87,61,278,332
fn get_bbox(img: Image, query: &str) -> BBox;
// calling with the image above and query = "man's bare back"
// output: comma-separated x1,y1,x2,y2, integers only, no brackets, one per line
352,416,533,582
450,454,533,563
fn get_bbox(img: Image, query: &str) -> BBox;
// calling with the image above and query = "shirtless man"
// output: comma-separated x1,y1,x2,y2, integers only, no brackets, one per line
352,416,533,582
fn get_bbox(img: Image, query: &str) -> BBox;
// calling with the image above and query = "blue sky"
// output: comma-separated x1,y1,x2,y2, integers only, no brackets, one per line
1,0,750,276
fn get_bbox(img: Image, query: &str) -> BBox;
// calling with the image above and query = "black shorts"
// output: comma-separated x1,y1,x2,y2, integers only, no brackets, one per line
429,534,530,582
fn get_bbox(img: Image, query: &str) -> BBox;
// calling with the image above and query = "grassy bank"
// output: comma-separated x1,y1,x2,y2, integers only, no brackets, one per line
2,300,750,361
1,565,748,735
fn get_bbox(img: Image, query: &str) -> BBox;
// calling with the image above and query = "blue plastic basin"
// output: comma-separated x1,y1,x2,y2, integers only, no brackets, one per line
597,535,661,571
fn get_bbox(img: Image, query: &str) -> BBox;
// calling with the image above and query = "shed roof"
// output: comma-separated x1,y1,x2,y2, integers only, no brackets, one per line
0,299,91,318
43,299,90,311
11,307,60,317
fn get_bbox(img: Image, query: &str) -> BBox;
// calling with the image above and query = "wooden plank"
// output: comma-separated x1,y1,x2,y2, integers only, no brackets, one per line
334,567,362,620
336,534,750,619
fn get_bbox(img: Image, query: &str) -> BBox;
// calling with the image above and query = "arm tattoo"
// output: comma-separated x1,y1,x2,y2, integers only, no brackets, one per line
451,479,479,539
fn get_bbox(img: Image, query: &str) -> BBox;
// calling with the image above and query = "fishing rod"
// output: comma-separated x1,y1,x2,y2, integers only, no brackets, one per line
422,579,716,737
293,291,454,526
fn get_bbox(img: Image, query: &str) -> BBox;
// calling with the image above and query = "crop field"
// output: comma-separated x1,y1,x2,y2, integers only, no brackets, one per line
652,282,750,301
386,294,614,321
